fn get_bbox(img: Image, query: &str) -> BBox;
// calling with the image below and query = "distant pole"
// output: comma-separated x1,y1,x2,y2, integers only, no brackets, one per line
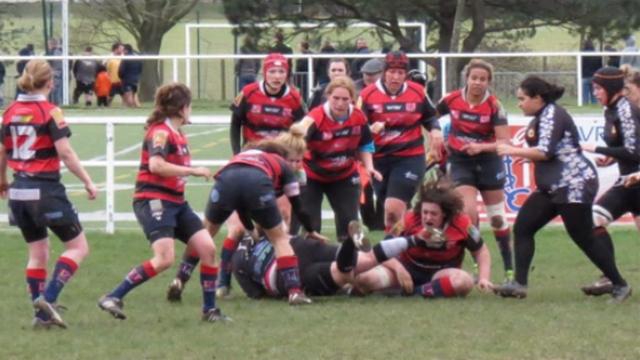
196,10,201,99
62,0,69,105
40,0,48,51
48,2,53,39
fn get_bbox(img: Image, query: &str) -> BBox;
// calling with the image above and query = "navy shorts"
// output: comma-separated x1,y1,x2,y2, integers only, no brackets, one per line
447,153,506,191
373,155,426,204
205,165,282,230
122,83,138,94
596,181,640,219
399,257,441,286
109,83,123,97
133,199,203,244
8,179,82,243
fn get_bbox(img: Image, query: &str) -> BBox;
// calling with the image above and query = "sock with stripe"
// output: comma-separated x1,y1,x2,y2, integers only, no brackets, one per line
218,237,239,288
415,276,456,298
44,256,78,303
277,255,302,295
200,264,219,312
108,261,158,299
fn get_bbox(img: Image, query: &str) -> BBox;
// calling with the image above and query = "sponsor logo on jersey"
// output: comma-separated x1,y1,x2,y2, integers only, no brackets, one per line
384,103,405,112
263,105,283,115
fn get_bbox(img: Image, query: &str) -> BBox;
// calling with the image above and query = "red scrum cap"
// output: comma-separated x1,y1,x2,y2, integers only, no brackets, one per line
384,51,409,71
263,53,289,74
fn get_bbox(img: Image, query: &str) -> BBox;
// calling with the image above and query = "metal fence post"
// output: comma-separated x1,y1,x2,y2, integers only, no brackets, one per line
105,121,115,234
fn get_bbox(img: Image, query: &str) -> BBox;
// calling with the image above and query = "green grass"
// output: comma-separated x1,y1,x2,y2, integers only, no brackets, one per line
0,227,639,359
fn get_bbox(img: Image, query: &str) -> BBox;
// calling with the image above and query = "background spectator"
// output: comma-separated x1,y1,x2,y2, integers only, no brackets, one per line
235,36,260,91
621,35,640,68
118,43,143,108
581,39,602,104
46,38,63,105
314,40,336,86
351,38,371,80
270,31,293,78
295,40,313,97
72,46,98,106
354,58,384,95
0,61,5,107
16,43,34,98
94,64,111,107
105,42,124,105
605,44,621,68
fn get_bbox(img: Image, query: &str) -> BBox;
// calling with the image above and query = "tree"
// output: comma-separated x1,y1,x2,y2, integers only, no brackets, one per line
79,0,200,101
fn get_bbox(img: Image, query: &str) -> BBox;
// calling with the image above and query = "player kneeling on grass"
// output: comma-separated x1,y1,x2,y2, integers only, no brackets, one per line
354,181,494,298
0,60,98,329
98,83,230,323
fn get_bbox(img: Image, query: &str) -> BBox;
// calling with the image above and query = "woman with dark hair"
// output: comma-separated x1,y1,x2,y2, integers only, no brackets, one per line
98,83,230,322
307,58,351,110
494,76,630,302
1,59,97,329
436,59,513,282
579,66,640,296
354,180,493,298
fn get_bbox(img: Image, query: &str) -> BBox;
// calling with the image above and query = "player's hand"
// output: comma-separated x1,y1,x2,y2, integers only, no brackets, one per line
307,231,329,244
395,266,414,295
191,167,213,181
368,167,383,182
625,172,640,187
85,181,98,200
476,278,494,292
428,130,444,161
580,143,596,153
496,144,515,156
461,143,483,156
595,156,615,167
370,122,385,134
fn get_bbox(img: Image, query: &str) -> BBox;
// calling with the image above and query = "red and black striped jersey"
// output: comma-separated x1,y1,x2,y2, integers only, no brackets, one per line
304,103,373,182
134,120,191,204
1,94,71,181
220,149,299,197
358,80,438,158
437,89,507,155
231,82,305,144
399,211,483,271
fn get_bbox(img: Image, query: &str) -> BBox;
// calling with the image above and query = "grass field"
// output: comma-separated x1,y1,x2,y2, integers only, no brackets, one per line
0,227,639,360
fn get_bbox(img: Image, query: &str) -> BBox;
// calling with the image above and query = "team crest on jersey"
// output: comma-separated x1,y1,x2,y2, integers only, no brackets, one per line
50,107,67,128
371,104,383,113
322,131,333,140
283,107,292,117
406,102,416,112
152,130,168,148
526,128,535,140
251,104,262,113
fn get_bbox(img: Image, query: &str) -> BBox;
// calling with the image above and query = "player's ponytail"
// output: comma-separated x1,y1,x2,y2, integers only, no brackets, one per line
146,82,192,128
519,75,565,104
276,130,307,157
18,60,52,93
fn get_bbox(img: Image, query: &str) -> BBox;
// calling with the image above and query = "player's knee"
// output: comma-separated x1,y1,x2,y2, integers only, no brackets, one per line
592,205,613,227
486,203,509,231
450,271,474,297
152,248,175,271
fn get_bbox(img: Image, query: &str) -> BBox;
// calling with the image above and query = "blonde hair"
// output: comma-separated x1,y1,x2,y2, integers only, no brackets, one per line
146,83,192,128
621,64,640,88
18,60,52,92
276,130,307,157
324,76,356,100
463,59,494,81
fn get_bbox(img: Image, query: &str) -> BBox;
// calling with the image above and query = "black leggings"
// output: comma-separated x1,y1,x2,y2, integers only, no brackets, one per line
301,176,360,241
513,191,625,286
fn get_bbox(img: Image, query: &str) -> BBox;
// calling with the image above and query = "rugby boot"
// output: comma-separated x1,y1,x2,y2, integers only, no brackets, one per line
348,220,372,252
215,285,231,299
608,284,632,304
288,291,313,306
493,280,527,299
581,275,613,296
33,296,67,329
31,316,53,330
166,278,184,302
202,308,232,323
98,295,126,320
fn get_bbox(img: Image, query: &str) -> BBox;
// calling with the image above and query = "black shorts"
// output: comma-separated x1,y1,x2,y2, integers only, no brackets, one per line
205,166,282,230
271,236,340,296
596,181,640,219
8,179,82,243
133,199,203,244
75,81,94,95
122,83,138,93
447,153,506,191
373,155,426,204
399,257,441,286
110,83,123,97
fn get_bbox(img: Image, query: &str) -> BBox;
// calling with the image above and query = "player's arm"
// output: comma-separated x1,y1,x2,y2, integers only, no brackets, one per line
466,225,493,291
230,92,249,155
54,137,97,200
147,130,212,180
